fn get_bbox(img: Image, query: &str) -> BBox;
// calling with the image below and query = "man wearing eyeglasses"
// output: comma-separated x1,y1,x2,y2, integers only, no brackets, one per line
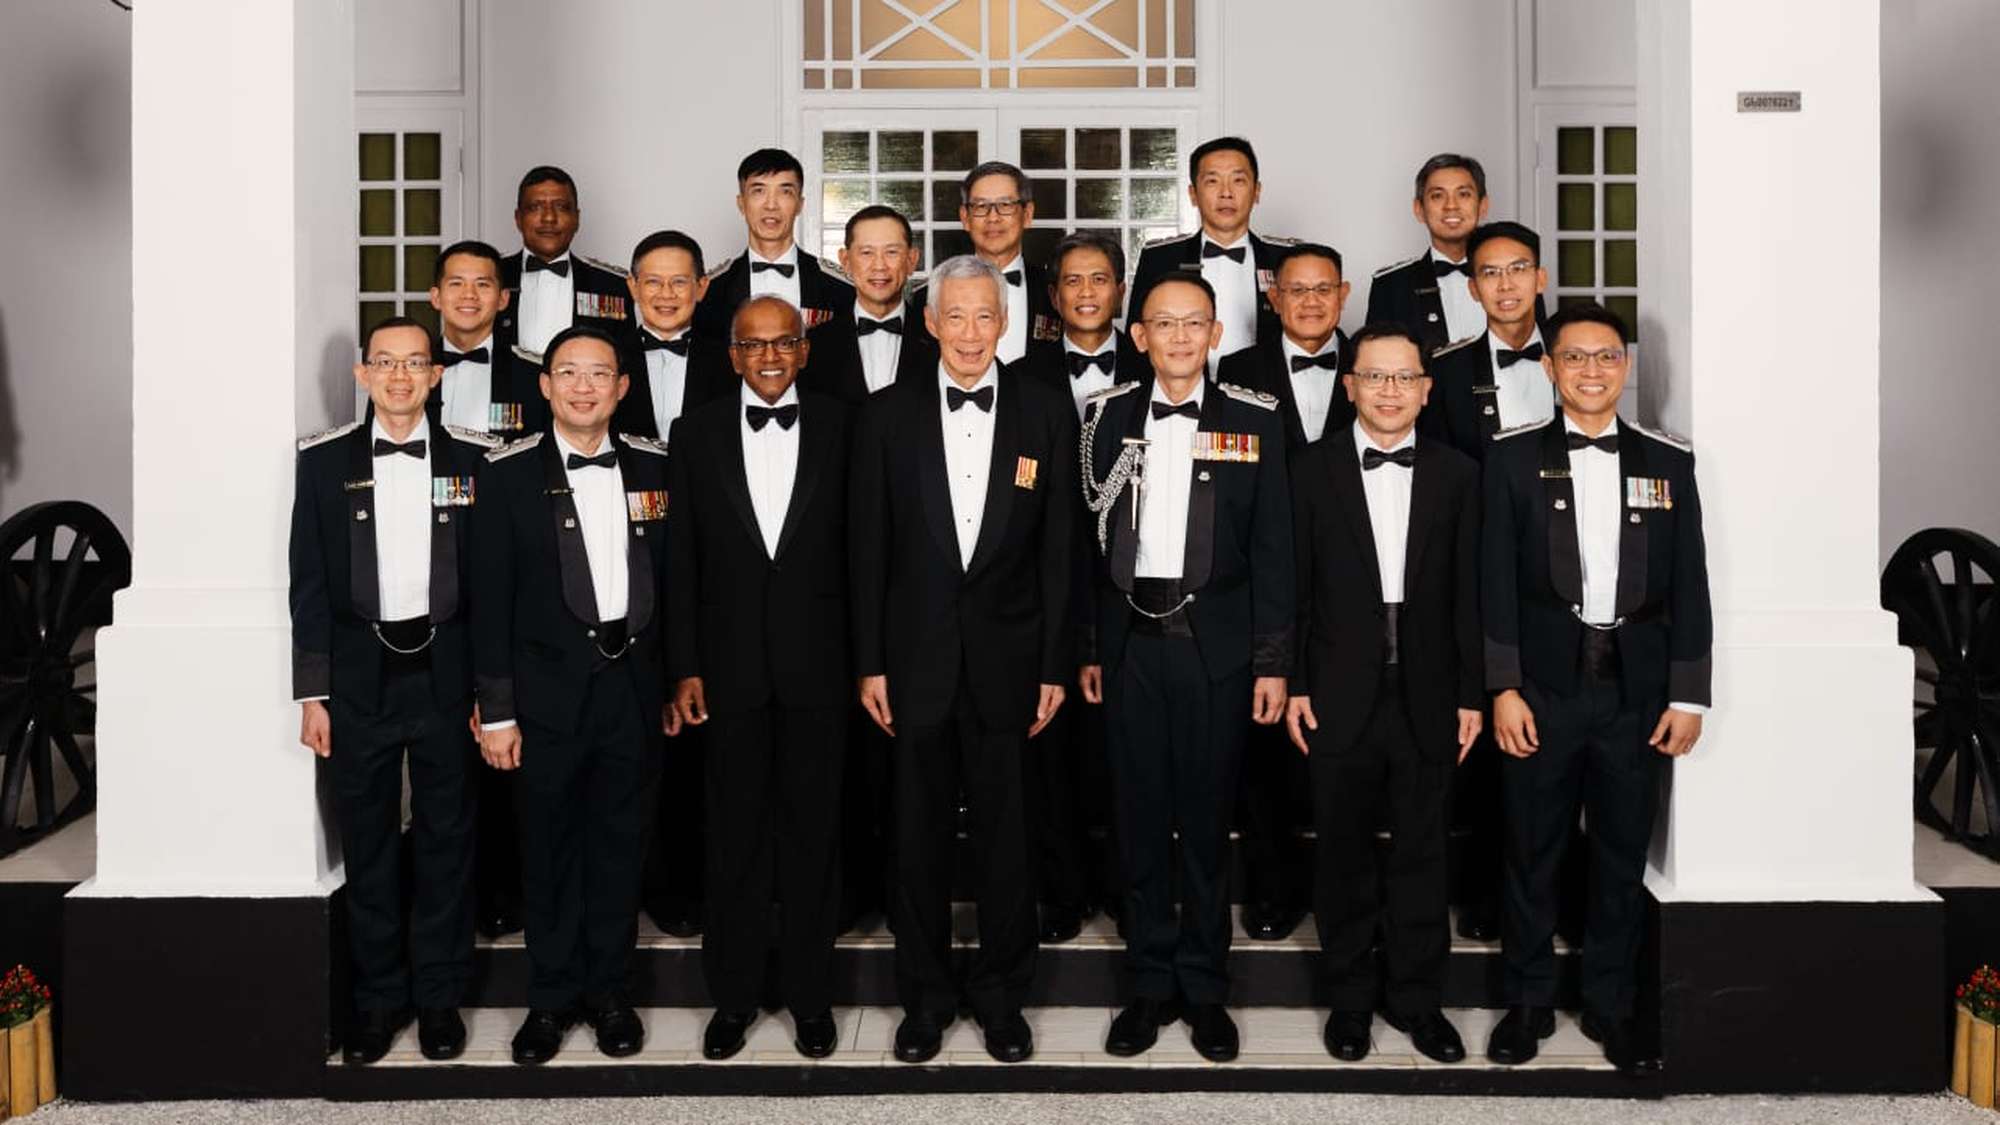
1421,222,1557,464
501,166,631,353
693,148,854,358
1080,271,1294,1063
1480,303,1710,1076
291,317,500,1065
1284,324,1482,1065
849,255,1077,1065
912,161,1062,369
612,230,737,442
471,325,679,1065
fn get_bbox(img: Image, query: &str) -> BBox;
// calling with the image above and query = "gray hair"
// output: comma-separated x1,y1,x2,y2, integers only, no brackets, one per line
925,255,1007,316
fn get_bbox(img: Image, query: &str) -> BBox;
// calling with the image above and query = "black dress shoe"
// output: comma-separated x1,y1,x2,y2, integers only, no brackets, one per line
511,1008,576,1065
1323,1010,1371,1061
343,1007,412,1065
1455,906,1500,942
976,1010,1034,1063
1039,904,1084,944
1386,1008,1466,1064
645,898,703,938
1485,1005,1555,1065
1187,1003,1239,1062
893,1012,950,1064
1242,900,1305,941
417,1007,466,1060
476,903,522,940
1581,1012,1661,1077
1106,997,1180,1056
794,1011,838,1058
703,1009,756,1060
586,1004,645,1058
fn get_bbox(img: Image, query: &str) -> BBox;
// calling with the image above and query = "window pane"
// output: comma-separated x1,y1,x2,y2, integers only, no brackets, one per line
823,131,870,173
1604,239,1637,287
1030,178,1067,221
1605,126,1638,176
1557,183,1594,231
1131,178,1177,222
1130,127,1177,172
359,133,395,181
360,245,396,293
1557,127,1593,175
878,179,925,220
1605,295,1638,337
1558,239,1595,287
360,189,395,237
404,244,440,295
933,179,964,222
933,130,979,171
403,133,441,181
822,179,869,223
1076,128,1121,170
1023,227,1062,268
359,300,398,339
880,131,924,173
1556,294,1595,311
1021,128,1067,169
1604,183,1637,231
935,229,975,261
822,229,844,262
405,302,441,335
404,189,440,236
1077,178,1123,221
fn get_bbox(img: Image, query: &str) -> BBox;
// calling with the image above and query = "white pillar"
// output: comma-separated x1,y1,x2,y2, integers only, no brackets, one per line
87,0,354,897
1638,0,1921,901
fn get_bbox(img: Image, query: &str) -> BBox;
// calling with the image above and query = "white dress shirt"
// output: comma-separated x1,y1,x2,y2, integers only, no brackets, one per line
854,299,905,396
371,415,433,622
1354,422,1415,604
747,244,803,309
516,250,575,353
1488,327,1555,430
1282,335,1343,444
1062,334,1117,419
1430,247,1485,344
994,253,1029,365
438,333,496,433
552,428,629,621
741,382,802,559
939,363,998,567
1135,378,1204,579
640,322,693,436
1201,233,1259,358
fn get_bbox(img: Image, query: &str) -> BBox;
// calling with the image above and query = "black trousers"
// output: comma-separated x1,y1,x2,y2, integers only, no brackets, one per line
893,675,1037,1022
702,704,846,1016
841,711,894,919
515,661,658,1011
1105,633,1248,1005
643,723,706,918
474,764,520,921
1452,723,1503,917
1240,720,1310,909
1310,669,1451,1018
1028,692,1114,916
328,665,477,1012
1501,672,1662,1020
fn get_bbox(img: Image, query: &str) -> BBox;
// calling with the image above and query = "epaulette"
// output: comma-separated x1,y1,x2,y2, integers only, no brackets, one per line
1490,421,1542,442
619,433,669,456
296,420,360,452
706,254,740,282
816,254,853,283
485,432,544,462
1144,231,1196,250
1372,252,1424,279
1085,381,1143,404
1218,381,1278,411
1433,333,1481,358
1259,234,1301,248
444,424,503,450
1630,421,1693,452
511,344,543,367
578,254,629,279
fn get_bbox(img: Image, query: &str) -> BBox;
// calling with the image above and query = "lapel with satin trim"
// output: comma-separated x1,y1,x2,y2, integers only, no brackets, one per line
426,436,468,623
1538,423,1584,606
774,396,830,562
614,437,658,637
913,379,963,572
538,438,602,626
344,427,382,621
1613,428,1650,619
964,376,1021,579
1466,334,1503,441
1327,434,1382,603
1180,388,1223,591
717,407,763,554
1402,439,1443,593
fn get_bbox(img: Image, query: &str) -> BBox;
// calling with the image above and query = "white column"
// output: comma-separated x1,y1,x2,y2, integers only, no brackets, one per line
1637,0,1921,901
86,0,354,897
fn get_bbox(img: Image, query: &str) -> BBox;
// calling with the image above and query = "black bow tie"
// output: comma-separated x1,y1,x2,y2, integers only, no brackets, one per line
439,347,489,368
1067,350,1114,377
746,403,799,432
1202,242,1247,264
1362,445,1417,471
640,333,690,356
374,438,426,459
1566,430,1619,455
1290,352,1340,373
566,449,618,470
1432,257,1470,278
946,385,994,413
525,255,570,277
1151,399,1201,421
856,316,903,337
751,260,796,278
1496,342,1544,368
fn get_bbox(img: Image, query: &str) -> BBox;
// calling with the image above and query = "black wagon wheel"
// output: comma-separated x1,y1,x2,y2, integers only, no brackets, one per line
0,501,130,860
1882,527,2000,860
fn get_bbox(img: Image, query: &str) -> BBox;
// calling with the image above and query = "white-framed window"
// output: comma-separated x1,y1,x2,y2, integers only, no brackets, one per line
1533,106,1638,336
355,108,465,341
806,110,997,268
800,0,1200,91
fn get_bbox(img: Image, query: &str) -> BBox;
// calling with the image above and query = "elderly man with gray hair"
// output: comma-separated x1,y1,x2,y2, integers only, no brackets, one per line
848,254,1079,1065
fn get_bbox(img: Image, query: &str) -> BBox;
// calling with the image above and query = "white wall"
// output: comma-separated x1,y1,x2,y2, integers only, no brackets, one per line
0,1,132,534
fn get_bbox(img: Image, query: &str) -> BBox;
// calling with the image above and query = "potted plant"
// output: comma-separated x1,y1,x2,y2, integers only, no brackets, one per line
0,965,52,1116
1958,964,2000,1106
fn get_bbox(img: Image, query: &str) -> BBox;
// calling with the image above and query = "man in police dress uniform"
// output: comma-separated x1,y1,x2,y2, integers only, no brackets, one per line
1420,221,1557,461
693,148,855,358
292,317,497,1065
500,166,631,353
910,162,1063,371
1080,271,1294,1063
1480,303,1710,1076
1366,155,1546,356
472,325,678,1066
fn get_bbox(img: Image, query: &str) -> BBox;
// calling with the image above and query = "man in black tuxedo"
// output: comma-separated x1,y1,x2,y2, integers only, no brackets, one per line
1366,154,1544,356
693,148,855,356
667,297,851,1061
1420,221,1557,460
472,325,678,1066
1080,272,1294,1063
292,317,496,1065
1285,324,1483,1065
1127,137,1291,369
428,240,549,439
911,162,1063,371
849,255,1077,1065
1481,303,1710,1076
810,204,937,405
612,230,737,442
500,166,631,353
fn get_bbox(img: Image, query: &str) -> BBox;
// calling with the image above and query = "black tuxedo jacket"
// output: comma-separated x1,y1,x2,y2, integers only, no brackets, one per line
609,325,738,440
848,365,1077,730
1082,379,1295,683
664,392,851,715
911,261,1064,373
1365,251,1549,356
1214,329,1352,450
289,419,496,710
692,249,855,345
426,325,552,439
804,311,940,405
1127,231,1289,359
1289,435,1481,757
498,249,631,338
1016,334,1146,402
1482,420,1712,706
1416,331,1557,464
471,431,671,733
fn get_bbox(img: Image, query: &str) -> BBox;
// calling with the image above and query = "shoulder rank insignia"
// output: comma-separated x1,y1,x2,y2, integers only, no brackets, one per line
1491,421,1543,442
577,253,630,279
816,254,853,284
1432,334,1482,358
1144,231,1196,250
485,432,544,462
1630,421,1693,452
1372,252,1424,279
296,419,360,452
619,433,670,456
1258,234,1301,248
706,254,741,282
1218,381,1278,411
444,424,504,450
1085,382,1142,404
510,344,544,367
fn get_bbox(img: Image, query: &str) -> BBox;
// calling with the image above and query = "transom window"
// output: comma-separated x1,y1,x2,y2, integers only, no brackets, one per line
802,0,1199,90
